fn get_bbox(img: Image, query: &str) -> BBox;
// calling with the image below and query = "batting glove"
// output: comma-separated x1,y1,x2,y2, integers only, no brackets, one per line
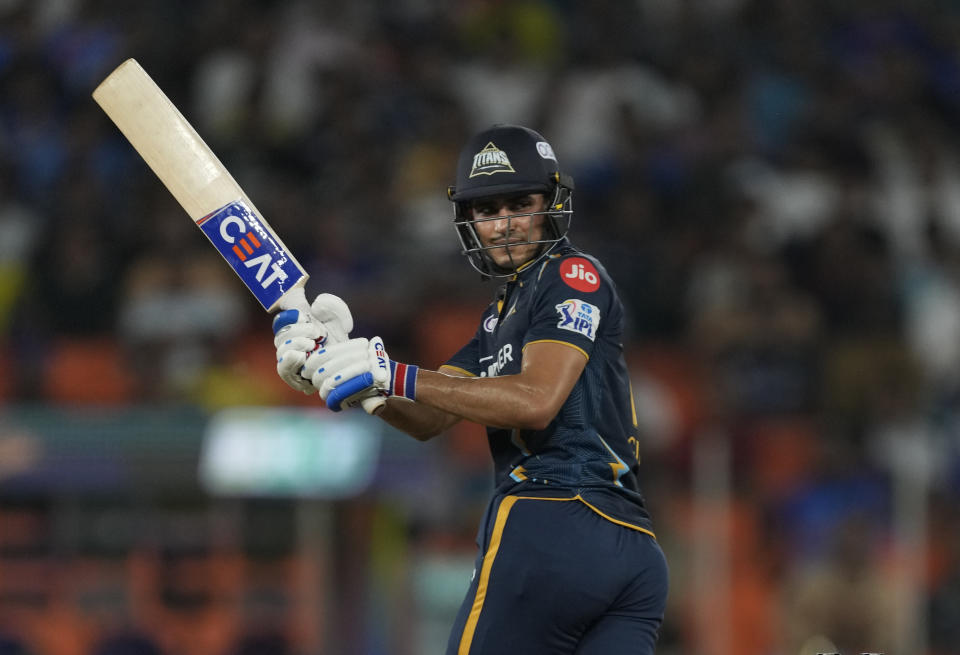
303,336,419,411
273,293,354,394
308,293,353,342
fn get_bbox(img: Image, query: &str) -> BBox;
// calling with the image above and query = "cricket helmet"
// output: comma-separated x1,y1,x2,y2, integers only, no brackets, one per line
447,124,574,278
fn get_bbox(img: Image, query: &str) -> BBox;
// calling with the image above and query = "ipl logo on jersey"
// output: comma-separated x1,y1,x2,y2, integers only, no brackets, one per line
469,142,516,177
555,299,600,341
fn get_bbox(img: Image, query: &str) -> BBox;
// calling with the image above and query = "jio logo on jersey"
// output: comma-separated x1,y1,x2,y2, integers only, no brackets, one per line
559,257,600,292
555,299,600,341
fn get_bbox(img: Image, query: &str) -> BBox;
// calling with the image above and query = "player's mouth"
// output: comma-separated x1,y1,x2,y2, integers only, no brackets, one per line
490,237,528,247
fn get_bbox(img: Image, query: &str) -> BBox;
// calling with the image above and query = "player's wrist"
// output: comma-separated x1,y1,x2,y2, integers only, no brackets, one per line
388,360,419,401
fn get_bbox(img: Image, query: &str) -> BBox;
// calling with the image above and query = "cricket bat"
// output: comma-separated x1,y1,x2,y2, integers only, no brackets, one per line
93,58,384,413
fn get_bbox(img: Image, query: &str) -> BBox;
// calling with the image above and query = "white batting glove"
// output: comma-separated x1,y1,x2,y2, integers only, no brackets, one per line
274,314,322,394
303,336,419,410
273,293,354,395
309,293,353,341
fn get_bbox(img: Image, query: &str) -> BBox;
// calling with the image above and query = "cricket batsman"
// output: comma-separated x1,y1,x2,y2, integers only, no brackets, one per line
274,124,668,654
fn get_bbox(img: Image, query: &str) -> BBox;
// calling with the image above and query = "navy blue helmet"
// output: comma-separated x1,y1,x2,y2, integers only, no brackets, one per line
448,124,574,277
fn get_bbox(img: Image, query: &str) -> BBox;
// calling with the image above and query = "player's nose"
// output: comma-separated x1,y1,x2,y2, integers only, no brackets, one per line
491,210,511,232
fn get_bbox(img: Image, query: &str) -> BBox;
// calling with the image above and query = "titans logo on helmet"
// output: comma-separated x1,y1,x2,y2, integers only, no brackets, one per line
469,142,516,177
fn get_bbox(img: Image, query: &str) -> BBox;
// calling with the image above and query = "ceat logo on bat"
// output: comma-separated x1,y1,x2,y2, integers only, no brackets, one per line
555,299,600,341
198,200,303,309
559,257,600,292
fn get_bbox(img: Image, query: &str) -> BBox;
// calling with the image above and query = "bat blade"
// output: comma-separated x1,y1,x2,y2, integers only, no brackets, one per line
92,58,305,312
93,58,386,414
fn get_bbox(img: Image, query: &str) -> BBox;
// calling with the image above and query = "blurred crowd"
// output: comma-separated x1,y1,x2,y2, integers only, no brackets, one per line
2,0,960,654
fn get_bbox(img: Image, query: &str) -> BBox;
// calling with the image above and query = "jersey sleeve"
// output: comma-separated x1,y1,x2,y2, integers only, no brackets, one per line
442,324,483,377
523,254,615,360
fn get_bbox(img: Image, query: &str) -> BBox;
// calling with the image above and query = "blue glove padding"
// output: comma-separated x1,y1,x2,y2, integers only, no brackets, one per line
323,341,419,411
272,309,302,335
325,372,377,411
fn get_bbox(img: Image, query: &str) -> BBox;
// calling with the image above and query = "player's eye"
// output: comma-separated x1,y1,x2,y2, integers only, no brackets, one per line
472,202,498,217
509,194,541,212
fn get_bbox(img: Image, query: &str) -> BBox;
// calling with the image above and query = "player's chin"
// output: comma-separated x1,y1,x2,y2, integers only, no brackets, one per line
490,245,536,269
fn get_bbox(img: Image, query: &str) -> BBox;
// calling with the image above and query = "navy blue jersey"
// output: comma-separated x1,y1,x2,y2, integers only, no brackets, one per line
444,242,653,535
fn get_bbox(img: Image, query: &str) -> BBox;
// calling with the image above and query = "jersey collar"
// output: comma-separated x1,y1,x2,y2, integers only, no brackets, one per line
508,238,573,285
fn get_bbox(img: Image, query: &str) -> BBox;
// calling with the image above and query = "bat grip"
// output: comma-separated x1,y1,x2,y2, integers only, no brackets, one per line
325,374,385,413
358,390,386,414
274,289,385,415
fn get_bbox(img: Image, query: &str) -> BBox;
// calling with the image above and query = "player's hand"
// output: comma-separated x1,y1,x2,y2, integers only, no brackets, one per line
273,293,354,394
274,309,324,394
302,337,387,403
303,336,419,411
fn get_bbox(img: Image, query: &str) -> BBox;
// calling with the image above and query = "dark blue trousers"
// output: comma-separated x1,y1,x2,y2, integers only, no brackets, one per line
445,493,668,655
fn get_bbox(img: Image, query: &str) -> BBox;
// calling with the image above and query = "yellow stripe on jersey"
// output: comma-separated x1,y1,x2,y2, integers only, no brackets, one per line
510,429,531,456
522,339,589,361
509,494,656,537
440,365,477,378
537,251,565,281
515,258,538,274
596,433,628,487
509,465,528,481
575,494,657,539
628,379,638,428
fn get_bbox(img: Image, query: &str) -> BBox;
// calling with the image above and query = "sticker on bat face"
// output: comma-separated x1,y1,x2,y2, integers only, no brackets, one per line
555,299,600,341
197,200,306,310
559,257,600,292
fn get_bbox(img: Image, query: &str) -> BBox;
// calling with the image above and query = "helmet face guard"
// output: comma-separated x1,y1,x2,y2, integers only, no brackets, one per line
447,124,575,278
452,181,573,278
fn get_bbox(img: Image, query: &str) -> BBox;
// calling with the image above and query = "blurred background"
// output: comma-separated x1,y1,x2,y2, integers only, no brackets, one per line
1,0,960,654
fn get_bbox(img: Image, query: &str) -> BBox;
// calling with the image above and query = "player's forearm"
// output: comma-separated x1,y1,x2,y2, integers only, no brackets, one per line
413,368,557,431
376,396,460,441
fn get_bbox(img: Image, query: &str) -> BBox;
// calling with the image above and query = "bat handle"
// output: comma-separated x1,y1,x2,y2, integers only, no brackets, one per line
273,289,386,415
357,393,387,415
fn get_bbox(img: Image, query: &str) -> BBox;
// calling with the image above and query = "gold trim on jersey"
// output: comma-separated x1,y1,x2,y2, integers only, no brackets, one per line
515,258,538,274
510,494,657,538
537,251,565,281
510,428,531,456
509,465,528,481
573,494,656,538
440,365,477,378
522,339,589,361
596,433,629,488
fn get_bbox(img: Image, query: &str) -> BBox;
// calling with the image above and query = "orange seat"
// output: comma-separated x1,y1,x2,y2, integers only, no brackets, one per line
42,338,134,405
746,418,819,500
415,300,482,370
